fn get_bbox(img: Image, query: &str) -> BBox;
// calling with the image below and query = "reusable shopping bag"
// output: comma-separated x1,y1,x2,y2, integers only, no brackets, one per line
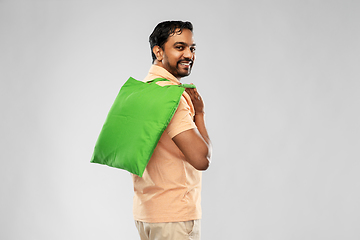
90,77,195,177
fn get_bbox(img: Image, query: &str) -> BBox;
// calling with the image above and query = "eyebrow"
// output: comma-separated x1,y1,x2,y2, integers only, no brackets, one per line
173,41,196,47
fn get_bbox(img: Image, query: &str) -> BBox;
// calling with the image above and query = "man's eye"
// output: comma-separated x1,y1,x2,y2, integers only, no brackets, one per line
190,47,196,52
176,46,184,50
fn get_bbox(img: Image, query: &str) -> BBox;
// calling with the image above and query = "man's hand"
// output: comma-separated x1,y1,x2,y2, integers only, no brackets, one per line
185,86,204,115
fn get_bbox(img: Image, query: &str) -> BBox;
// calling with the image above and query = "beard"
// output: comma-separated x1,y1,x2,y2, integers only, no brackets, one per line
173,60,193,78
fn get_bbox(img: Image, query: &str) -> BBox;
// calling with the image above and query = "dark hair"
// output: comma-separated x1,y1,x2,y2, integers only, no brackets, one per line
149,21,193,63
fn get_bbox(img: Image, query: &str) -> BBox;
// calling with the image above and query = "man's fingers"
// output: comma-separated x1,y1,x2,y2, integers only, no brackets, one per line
186,88,195,98
185,87,203,104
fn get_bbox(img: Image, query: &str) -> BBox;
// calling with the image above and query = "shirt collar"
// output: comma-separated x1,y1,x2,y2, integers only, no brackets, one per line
148,65,180,85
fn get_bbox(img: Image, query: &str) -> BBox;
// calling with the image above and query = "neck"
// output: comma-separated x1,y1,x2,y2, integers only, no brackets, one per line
153,60,181,81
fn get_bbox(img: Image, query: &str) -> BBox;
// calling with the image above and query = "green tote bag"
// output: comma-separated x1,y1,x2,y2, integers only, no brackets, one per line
91,77,195,177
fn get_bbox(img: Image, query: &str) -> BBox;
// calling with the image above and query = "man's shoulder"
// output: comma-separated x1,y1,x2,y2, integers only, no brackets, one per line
154,80,177,87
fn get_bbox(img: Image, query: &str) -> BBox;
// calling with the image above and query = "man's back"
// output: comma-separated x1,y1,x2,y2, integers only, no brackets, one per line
132,65,202,223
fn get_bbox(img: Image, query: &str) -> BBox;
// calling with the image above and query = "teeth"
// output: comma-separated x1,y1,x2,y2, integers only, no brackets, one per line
180,62,190,66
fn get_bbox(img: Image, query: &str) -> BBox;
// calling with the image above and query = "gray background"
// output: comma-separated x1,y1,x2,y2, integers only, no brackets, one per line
1,0,359,239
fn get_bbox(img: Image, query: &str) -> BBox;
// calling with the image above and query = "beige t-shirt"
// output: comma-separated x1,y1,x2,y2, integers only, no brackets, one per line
132,65,202,223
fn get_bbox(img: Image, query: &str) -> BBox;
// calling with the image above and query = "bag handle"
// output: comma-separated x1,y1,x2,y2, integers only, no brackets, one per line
180,83,196,89
146,78,196,89
146,78,170,84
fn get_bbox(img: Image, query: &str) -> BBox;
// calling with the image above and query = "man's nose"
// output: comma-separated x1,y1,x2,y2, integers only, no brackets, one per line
183,47,194,59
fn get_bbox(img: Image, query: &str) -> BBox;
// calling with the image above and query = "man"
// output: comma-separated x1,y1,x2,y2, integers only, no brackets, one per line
133,21,212,240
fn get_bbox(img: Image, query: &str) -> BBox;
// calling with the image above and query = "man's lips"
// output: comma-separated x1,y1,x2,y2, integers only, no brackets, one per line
178,61,193,68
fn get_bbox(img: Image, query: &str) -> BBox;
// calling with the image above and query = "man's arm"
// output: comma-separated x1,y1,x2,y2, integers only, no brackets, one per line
172,87,212,171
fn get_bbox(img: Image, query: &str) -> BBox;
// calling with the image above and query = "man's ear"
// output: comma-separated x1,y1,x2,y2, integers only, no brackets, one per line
153,46,163,61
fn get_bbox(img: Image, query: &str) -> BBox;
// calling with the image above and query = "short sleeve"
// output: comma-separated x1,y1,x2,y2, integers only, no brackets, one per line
166,95,196,138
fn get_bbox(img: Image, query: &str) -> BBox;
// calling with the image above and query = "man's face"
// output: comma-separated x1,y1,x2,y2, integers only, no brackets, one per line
160,29,196,79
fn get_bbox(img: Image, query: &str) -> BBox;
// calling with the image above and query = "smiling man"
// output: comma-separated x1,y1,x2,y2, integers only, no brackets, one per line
132,21,212,240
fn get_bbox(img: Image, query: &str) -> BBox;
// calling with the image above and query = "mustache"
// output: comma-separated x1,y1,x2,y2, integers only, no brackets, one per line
177,59,193,65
